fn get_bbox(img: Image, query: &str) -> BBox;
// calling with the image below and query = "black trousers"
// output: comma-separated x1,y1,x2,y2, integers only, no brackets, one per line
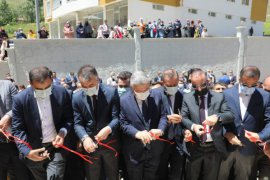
24,146,66,180
125,149,161,180
255,150,270,180
0,143,32,180
218,148,257,180
84,145,119,180
158,142,186,180
186,144,221,180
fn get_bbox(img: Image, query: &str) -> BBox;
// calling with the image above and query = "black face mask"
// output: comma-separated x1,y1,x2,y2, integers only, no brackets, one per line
195,87,208,96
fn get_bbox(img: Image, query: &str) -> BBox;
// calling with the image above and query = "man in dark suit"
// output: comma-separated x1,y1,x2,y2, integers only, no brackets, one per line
157,69,185,180
73,65,120,180
181,68,234,180
228,70,237,85
12,66,73,180
120,71,167,180
0,80,32,180
219,66,270,180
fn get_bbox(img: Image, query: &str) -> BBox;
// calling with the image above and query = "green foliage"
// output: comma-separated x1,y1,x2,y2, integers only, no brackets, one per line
3,23,47,38
0,0,18,26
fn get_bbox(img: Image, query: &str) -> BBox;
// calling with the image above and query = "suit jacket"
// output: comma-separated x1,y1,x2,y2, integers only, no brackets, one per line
224,86,270,155
119,89,167,163
181,90,234,157
156,87,184,152
0,80,17,118
11,85,73,156
73,83,120,141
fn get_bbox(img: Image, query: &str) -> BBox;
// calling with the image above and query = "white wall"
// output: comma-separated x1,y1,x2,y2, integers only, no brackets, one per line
53,0,99,19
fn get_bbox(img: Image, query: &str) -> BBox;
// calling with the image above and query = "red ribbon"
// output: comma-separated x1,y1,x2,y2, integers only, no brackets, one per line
1,131,32,150
56,144,97,164
149,132,175,145
96,140,118,157
186,136,196,144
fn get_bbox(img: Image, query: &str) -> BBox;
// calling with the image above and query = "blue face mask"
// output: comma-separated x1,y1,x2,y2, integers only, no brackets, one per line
240,85,255,96
118,87,130,97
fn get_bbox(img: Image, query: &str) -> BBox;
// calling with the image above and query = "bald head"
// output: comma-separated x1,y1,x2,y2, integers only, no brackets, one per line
263,76,270,92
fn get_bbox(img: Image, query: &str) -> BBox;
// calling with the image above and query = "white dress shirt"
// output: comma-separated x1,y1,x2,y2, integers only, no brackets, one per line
239,86,252,120
36,95,57,143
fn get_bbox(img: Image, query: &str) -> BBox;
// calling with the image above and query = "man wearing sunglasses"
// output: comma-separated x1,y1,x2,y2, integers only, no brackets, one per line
219,66,270,180
181,68,234,180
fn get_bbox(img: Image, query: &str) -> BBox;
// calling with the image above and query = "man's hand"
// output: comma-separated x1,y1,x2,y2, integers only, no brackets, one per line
203,115,219,126
26,148,50,162
264,141,270,159
167,114,182,124
149,129,163,140
193,124,205,136
52,134,65,148
245,130,261,143
184,129,193,142
225,132,243,146
83,137,97,153
95,126,112,142
135,130,152,145
0,115,11,131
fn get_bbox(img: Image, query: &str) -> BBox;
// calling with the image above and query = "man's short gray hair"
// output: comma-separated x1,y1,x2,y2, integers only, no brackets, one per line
130,71,150,86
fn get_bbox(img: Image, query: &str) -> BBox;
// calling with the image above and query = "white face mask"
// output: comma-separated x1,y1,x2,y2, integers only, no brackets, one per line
135,90,150,101
35,86,52,99
84,86,98,96
240,85,255,96
165,86,178,96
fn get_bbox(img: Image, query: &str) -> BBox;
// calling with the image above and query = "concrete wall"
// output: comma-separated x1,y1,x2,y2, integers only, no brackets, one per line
0,62,9,79
7,38,240,85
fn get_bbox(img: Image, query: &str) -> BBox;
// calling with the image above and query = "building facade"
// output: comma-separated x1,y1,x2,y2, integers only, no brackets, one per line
44,0,268,38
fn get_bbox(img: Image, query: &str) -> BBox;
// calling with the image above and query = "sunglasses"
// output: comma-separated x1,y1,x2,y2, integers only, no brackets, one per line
242,83,257,88
215,88,226,91
192,83,207,90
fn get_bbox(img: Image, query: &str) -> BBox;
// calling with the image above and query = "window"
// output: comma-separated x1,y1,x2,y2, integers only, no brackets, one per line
240,17,246,22
53,0,61,10
225,15,232,20
208,12,216,17
242,0,249,5
153,4,164,11
227,0,235,2
188,8,197,14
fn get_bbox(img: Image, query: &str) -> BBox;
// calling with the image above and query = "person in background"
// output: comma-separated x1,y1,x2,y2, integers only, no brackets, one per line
38,26,49,39
263,76,270,93
107,72,117,87
84,20,93,38
218,72,231,85
102,20,110,38
213,82,227,93
0,36,8,61
201,28,208,38
117,71,132,97
52,72,61,86
174,19,182,38
18,84,26,92
27,30,36,39
16,28,27,39
228,71,237,85
63,21,75,39
65,72,78,91
76,21,85,38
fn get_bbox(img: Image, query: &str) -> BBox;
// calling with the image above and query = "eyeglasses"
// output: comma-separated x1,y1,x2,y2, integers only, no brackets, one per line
192,83,207,90
242,83,257,88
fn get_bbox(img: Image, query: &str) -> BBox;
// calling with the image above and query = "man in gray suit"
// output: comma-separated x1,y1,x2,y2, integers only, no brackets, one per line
181,68,234,180
0,79,32,180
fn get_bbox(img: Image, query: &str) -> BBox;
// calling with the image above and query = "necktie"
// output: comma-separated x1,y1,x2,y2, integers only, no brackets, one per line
92,95,97,120
199,95,207,142
167,95,175,140
142,100,150,130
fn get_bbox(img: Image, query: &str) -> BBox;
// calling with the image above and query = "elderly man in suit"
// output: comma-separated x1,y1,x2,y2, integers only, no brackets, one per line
181,68,234,180
72,65,120,180
12,66,73,180
0,80,32,180
157,69,185,180
120,71,167,180
219,66,270,180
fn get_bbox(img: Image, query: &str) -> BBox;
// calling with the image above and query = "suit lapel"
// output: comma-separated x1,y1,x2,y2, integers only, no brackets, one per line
129,93,147,127
28,88,42,136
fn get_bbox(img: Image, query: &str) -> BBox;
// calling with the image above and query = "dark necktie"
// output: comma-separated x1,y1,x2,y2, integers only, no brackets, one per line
142,100,150,130
199,95,207,142
167,95,175,140
92,95,97,120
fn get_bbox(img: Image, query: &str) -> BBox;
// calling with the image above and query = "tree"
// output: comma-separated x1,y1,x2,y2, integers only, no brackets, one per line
20,0,43,23
0,0,17,26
